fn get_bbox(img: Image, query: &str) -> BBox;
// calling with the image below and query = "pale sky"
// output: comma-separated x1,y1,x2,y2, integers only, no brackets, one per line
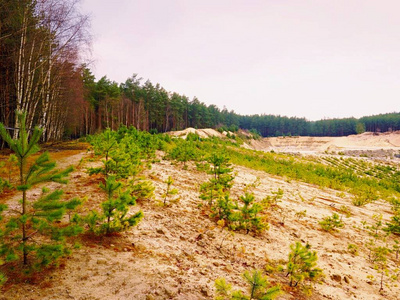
80,0,400,121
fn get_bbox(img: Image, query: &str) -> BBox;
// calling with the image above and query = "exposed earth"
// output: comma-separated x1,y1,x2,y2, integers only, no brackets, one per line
1,130,400,300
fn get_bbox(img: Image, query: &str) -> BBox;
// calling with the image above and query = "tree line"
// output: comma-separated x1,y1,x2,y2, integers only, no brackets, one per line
240,113,400,137
53,69,400,138
1,1,399,142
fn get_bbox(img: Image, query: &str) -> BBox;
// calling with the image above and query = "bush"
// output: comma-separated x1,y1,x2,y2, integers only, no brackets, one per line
286,242,324,290
85,176,143,235
319,213,344,232
230,193,269,234
215,269,281,300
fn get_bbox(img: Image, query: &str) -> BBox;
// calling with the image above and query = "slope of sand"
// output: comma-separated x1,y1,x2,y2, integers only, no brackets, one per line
1,142,399,299
168,127,225,139
168,128,400,154
249,131,400,154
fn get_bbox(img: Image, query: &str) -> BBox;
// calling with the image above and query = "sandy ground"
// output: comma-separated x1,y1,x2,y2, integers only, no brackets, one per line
167,127,400,157
168,128,226,139
1,135,400,300
250,131,400,154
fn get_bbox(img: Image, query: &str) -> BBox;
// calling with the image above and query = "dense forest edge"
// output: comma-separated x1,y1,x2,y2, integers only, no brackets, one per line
1,0,400,147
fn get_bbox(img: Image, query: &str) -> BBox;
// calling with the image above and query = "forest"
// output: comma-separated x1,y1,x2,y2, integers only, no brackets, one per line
1,0,400,145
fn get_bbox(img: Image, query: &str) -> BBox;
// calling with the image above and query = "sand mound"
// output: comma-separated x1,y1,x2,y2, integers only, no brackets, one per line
255,131,400,153
168,127,225,139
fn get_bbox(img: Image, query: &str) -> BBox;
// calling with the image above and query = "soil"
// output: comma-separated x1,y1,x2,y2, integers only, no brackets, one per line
0,135,399,300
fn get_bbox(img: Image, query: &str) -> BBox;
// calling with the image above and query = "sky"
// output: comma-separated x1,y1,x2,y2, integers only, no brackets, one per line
80,0,400,121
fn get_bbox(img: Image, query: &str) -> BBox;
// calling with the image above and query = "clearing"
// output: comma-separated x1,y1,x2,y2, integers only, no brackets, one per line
1,131,400,300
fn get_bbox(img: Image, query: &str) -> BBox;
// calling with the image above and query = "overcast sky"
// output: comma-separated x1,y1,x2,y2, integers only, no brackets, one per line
80,0,400,121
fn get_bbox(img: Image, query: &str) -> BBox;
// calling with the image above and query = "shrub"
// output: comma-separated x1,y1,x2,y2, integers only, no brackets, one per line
199,152,234,206
85,176,143,235
215,269,282,300
347,244,359,256
319,213,344,232
230,193,269,234
286,242,324,290
161,176,179,206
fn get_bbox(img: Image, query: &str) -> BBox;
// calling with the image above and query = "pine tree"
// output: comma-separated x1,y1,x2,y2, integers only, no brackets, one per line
286,242,323,289
233,193,268,234
215,269,281,300
0,111,81,268
86,176,143,235
162,176,179,206
89,128,118,175
200,152,234,206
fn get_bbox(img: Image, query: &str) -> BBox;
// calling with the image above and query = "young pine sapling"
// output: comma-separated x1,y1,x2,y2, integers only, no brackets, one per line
0,111,81,268
215,269,282,300
286,241,324,291
319,213,344,232
86,176,143,235
162,176,179,206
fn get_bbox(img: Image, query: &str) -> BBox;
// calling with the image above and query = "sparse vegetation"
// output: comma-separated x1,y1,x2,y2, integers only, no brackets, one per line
215,269,282,300
161,176,179,206
1,124,400,299
319,213,344,232
286,241,324,292
85,176,143,235
1,1,400,298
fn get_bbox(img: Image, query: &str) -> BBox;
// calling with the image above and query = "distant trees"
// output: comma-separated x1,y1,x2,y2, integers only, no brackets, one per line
239,113,400,137
67,69,400,138
67,73,241,136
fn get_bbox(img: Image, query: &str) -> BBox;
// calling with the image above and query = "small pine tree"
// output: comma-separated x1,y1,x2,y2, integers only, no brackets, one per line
0,111,81,268
319,213,344,232
162,176,179,206
386,212,400,236
200,152,234,206
371,246,390,292
215,269,282,300
286,242,324,289
86,176,143,235
231,193,268,234
263,188,284,208
208,153,234,190
211,194,235,225
89,128,118,176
